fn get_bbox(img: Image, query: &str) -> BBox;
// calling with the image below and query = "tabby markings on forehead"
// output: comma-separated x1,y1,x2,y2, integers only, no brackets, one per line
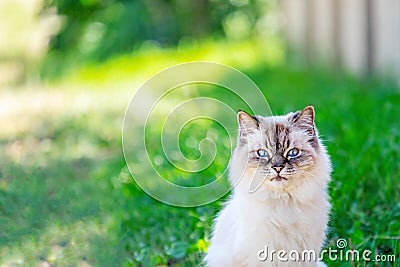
274,123,290,151
264,130,274,150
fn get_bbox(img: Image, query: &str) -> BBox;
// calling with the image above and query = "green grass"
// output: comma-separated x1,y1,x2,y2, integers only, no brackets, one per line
0,40,399,266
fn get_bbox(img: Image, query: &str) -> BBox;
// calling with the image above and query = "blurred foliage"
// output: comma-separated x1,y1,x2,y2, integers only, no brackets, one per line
42,0,279,78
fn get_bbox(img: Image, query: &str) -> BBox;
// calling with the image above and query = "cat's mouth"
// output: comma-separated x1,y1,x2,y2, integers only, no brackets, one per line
270,175,288,181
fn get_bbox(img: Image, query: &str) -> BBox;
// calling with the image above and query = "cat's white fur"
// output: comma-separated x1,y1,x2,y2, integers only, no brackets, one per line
205,106,331,267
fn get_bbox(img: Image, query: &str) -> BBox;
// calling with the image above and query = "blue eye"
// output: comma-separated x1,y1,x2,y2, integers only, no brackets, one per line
287,148,300,158
256,149,269,158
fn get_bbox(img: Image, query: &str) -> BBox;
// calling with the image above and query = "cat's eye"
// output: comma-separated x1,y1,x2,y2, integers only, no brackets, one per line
256,149,269,158
287,148,300,158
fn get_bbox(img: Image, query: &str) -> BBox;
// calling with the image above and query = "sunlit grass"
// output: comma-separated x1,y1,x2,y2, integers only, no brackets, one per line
53,37,284,88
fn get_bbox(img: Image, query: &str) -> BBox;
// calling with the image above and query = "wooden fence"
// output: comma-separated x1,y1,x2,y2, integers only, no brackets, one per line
281,0,400,82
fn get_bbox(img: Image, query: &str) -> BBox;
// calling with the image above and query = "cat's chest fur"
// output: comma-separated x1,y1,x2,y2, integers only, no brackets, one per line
206,193,329,267
234,193,325,247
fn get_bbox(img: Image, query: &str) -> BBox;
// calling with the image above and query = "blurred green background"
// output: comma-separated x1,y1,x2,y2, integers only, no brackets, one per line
0,0,399,266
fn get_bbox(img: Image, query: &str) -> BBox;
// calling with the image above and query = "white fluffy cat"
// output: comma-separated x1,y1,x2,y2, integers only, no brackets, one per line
205,106,331,267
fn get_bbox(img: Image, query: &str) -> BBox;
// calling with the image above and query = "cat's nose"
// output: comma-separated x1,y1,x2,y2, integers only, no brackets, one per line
272,165,283,173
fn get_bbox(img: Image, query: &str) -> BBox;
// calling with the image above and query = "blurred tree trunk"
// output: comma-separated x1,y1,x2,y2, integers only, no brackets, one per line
143,0,176,44
191,0,210,38
0,0,61,86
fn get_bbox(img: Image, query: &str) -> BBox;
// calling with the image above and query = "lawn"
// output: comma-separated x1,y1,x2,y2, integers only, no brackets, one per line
0,39,399,266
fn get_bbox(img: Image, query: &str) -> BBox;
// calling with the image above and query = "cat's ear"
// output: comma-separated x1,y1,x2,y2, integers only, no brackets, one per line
237,110,259,142
292,105,315,135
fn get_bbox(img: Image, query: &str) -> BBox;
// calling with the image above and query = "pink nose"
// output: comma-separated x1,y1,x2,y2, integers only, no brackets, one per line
272,166,283,173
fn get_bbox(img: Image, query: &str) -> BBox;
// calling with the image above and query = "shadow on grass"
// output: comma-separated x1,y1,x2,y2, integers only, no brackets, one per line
0,105,131,266
0,153,129,266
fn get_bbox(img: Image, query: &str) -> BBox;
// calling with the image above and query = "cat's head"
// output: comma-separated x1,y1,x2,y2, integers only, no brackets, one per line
230,106,331,200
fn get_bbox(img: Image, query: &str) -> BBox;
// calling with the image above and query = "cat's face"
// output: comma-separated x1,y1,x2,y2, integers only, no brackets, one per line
231,106,330,195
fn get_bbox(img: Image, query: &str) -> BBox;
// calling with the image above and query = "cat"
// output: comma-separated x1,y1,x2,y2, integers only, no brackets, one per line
205,106,331,267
